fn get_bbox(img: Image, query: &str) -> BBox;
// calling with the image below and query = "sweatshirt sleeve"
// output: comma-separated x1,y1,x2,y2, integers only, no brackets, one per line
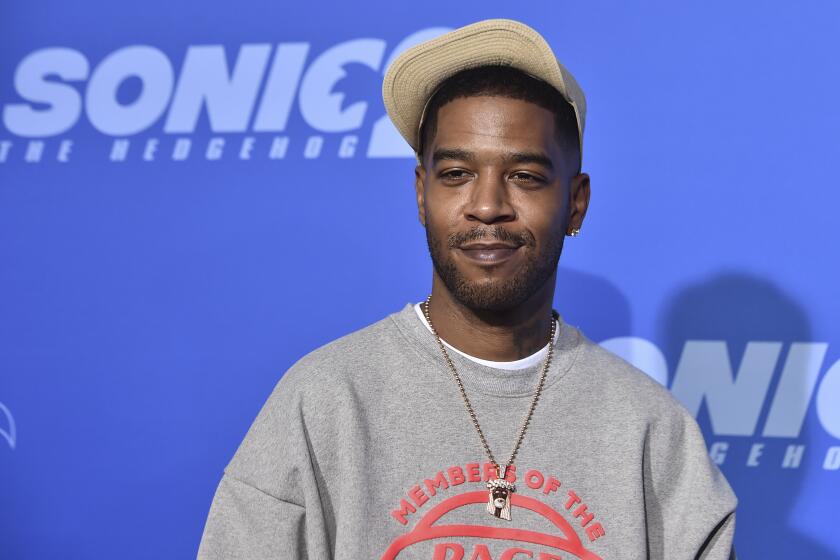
196,364,332,559
196,475,307,559
643,398,738,560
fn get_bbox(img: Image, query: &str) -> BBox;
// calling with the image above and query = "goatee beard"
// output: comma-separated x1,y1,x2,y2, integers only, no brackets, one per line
425,223,563,312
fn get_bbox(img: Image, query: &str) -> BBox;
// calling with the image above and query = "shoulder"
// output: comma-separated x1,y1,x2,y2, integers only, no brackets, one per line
268,307,405,403
571,331,737,504
223,308,404,480
570,329,694,427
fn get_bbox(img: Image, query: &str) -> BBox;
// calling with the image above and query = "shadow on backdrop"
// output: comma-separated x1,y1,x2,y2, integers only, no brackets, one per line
555,266,632,343
659,271,834,558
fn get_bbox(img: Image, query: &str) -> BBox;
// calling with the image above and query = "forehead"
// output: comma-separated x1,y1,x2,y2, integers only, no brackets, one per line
430,95,560,163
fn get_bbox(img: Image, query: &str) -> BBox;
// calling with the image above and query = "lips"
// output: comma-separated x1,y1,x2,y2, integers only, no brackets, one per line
457,243,522,265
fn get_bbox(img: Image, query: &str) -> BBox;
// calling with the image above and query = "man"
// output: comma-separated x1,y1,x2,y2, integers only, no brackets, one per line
197,18,737,559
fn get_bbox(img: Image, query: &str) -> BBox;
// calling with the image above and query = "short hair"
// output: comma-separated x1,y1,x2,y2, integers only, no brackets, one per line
417,65,581,175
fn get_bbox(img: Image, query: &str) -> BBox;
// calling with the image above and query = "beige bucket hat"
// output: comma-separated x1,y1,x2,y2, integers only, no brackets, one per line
381,18,587,163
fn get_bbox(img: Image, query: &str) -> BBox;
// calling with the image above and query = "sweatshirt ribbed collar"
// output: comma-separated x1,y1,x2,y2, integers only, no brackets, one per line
389,302,583,398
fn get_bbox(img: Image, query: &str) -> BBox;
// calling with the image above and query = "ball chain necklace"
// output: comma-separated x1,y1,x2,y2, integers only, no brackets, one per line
422,294,558,521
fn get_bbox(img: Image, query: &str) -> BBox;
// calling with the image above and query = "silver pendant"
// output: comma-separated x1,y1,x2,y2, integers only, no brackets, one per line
486,467,516,521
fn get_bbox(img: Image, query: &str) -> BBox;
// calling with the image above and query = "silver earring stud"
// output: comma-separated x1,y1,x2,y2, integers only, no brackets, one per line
568,228,581,237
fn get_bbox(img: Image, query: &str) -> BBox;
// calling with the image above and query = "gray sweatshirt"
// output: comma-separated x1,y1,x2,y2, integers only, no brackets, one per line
197,302,737,559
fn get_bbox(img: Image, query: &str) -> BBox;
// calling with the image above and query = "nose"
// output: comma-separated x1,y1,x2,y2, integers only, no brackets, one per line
463,170,516,225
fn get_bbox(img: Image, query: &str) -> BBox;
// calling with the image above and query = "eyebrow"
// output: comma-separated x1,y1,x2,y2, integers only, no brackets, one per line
431,147,554,171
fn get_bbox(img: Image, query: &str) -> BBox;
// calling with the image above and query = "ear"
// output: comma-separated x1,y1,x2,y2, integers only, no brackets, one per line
414,161,428,227
566,172,590,234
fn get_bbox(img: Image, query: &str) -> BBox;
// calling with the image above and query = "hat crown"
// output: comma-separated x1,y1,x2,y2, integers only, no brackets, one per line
382,18,586,163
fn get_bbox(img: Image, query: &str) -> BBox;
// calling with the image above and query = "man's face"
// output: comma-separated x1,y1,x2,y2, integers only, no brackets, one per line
415,95,588,312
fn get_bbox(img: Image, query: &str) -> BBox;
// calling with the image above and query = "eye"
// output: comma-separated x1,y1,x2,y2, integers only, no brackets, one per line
440,169,472,182
510,172,543,184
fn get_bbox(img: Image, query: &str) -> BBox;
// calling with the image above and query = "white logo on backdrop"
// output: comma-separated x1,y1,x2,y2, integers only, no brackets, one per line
0,28,451,163
0,401,16,450
601,338,840,471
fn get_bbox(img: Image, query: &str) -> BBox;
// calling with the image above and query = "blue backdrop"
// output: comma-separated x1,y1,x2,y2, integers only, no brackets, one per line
1,1,839,558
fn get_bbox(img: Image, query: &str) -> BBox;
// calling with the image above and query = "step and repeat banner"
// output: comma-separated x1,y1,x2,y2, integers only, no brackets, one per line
1,1,838,558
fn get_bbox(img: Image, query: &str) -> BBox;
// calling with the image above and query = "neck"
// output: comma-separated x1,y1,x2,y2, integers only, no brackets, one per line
426,271,557,362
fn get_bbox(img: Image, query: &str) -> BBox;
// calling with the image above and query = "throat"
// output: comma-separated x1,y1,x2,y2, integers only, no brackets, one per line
414,302,556,369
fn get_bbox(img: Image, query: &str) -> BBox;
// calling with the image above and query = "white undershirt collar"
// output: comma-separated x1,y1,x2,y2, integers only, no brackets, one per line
413,302,557,371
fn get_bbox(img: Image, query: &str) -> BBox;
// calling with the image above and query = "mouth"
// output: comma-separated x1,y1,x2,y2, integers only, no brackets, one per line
457,243,522,266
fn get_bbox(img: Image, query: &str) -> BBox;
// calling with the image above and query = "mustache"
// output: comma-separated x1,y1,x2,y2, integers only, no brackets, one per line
447,225,535,249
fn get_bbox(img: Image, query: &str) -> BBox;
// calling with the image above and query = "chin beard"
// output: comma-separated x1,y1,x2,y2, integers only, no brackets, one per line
425,224,563,312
